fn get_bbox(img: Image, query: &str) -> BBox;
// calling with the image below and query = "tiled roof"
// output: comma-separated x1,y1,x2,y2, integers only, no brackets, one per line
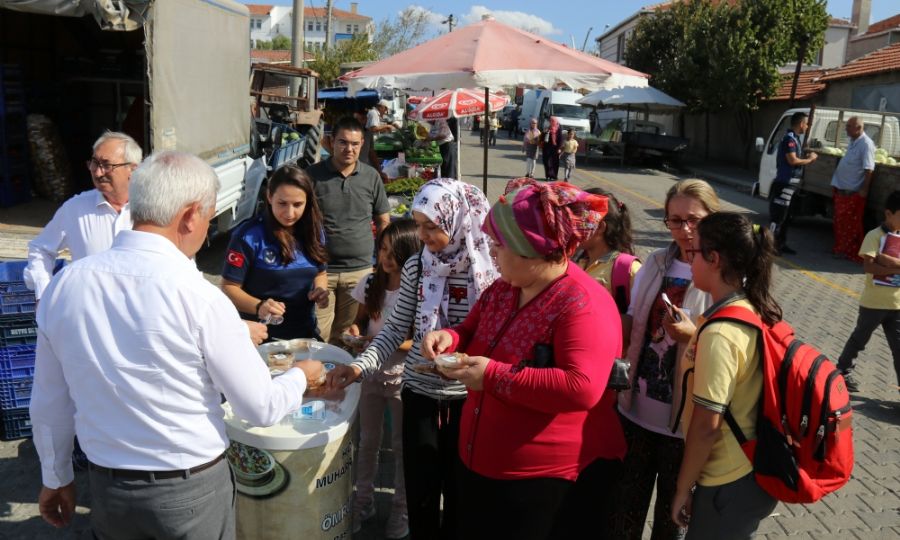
768,69,827,101
247,4,272,16
829,17,853,27
250,49,315,63
305,7,371,22
863,14,900,35
819,42,900,81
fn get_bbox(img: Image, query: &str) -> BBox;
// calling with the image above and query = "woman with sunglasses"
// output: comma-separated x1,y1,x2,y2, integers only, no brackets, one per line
610,179,719,540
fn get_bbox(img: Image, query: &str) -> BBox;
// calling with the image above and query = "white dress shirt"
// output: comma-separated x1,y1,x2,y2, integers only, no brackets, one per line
831,132,876,191
430,119,454,145
24,189,132,299
30,230,307,489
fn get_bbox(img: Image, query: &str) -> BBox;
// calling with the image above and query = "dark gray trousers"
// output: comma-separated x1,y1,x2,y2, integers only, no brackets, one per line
837,305,900,385
685,473,777,540
88,458,235,540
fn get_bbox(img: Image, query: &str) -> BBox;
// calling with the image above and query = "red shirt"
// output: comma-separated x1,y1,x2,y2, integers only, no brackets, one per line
447,263,626,481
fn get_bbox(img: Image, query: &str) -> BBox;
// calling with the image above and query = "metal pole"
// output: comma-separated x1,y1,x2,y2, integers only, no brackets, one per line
483,86,490,194
291,0,305,95
325,0,333,51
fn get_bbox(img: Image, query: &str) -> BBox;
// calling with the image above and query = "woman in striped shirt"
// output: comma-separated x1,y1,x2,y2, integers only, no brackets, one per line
328,178,498,539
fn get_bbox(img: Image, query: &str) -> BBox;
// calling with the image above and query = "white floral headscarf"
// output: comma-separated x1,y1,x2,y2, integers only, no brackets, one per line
411,178,498,339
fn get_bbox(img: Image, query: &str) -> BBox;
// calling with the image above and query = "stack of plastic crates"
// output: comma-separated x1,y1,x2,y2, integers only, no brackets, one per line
0,260,39,439
0,64,31,208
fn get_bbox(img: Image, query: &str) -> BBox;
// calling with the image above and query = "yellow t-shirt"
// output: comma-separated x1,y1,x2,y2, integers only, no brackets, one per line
578,252,641,298
858,226,900,310
681,298,761,486
562,139,579,154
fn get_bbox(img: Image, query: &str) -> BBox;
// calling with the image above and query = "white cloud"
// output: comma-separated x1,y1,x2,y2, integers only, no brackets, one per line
460,5,561,36
404,5,447,28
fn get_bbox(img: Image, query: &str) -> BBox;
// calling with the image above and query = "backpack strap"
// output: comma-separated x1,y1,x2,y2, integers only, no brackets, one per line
610,253,638,314
697,305,766,446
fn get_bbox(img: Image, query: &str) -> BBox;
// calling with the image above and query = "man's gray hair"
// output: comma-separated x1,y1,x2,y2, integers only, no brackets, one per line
93,131,143,164
129,151,220,226
847,116,864,129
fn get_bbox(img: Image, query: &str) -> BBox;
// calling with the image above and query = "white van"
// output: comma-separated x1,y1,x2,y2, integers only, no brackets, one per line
534,91,592,138
517,90,542,134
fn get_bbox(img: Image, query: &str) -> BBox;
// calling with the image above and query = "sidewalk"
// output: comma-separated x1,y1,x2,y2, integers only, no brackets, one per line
682,161,758,194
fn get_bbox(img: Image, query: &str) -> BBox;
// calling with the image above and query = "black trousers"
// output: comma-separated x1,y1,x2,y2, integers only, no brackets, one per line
456,457,622,540
402,388,464,540
439,141,457,179
768,181,795,248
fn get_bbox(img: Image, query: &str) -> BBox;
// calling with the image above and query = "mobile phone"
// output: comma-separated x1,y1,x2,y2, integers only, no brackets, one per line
661,293,682,322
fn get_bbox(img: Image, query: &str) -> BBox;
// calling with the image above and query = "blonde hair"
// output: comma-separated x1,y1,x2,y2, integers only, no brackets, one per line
665,179,720,217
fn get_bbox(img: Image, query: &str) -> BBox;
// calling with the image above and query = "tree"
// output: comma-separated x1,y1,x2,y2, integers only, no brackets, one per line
624,0,828,161
271,35,291,50
255,39,273,50
370,7,434,59
308,34,378,85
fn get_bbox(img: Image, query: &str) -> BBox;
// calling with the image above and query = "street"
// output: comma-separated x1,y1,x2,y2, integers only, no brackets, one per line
1,128,899,539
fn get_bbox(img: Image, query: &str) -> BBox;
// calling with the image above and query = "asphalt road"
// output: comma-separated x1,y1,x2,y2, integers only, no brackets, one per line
2,129,899,539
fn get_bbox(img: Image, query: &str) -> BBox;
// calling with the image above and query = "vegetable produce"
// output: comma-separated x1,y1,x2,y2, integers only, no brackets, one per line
385,177,427,195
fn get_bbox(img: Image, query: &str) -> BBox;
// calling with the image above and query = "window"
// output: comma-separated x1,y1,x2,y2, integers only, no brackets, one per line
307,22,313,31
257,20,262,29
616,34,626,63
354,25,359,33
346,25,352,33
316,22,321,32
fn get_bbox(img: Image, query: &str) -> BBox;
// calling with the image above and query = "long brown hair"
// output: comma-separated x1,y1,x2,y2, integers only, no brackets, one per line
366,219,422,319
585,187,634,255
265,165,328,266
697,212,782,325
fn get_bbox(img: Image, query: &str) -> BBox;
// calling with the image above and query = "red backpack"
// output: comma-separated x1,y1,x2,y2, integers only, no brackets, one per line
699,306,854,504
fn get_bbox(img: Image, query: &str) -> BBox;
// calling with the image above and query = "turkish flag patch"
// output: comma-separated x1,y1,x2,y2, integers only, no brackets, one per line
449,286,467,303
226,249,245,268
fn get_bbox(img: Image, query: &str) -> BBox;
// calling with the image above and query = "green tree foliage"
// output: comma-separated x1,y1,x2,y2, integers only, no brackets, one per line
271,35,292,50
255,39,273,50
308,34,379,85
624,0,828,114
370,7,434,59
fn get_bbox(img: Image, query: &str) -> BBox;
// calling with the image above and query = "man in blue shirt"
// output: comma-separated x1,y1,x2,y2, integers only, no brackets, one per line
831,116,876,261
768,112,818,255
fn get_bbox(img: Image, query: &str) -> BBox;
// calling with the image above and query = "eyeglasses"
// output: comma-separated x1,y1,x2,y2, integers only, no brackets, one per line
684,248,704,263
86,158,132,173
663,217,702,230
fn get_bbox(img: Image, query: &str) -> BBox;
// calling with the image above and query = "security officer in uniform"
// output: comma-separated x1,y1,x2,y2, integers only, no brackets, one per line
768,111,818,254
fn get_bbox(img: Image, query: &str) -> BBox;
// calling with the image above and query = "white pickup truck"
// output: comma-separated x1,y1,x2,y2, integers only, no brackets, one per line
0,0,266,237
755,107,900,224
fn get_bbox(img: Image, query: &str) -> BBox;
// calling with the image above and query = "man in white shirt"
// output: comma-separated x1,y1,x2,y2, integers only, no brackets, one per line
24,131,140,299
367,100,396,134
427,118,457,179
831,116,876,261
30,151,324,538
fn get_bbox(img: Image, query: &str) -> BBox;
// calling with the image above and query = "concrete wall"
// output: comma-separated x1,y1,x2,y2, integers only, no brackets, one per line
821,72,900,109
596,17,643,64
847,33,893,61
822,26,852,68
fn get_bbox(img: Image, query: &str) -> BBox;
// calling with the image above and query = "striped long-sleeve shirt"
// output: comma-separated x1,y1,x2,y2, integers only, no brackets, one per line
352,253,471,399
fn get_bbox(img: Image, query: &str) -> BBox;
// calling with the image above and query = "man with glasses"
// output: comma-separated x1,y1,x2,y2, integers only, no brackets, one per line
307,116,390,345
24,132,141,299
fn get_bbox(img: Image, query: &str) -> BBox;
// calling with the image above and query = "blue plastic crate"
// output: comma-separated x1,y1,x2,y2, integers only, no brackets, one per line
0,407,31,440
0,376,32,410
0,288,35,314
0,345,35,381
0,315,37,347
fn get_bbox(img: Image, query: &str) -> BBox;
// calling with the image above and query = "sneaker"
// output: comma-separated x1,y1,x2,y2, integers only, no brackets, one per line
842,372,860,393
385,511,409,539
352,503,376,533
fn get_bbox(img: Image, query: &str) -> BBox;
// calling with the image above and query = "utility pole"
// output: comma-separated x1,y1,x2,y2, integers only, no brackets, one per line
325,0,334,51
581,27,593,52
443,14,455,32
291,0,304,94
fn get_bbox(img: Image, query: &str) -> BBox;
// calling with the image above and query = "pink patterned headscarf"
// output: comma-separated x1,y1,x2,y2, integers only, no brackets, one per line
549,116,561,146
484,178,608,259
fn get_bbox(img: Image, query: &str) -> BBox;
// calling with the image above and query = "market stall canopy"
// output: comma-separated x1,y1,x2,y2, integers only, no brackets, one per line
408,88,509,121
1,0,152,30
577,85,686,112
317,87,380,109
346,16,649,95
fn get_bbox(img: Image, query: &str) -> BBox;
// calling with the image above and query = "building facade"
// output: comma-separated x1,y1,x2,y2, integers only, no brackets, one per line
247,3,374,51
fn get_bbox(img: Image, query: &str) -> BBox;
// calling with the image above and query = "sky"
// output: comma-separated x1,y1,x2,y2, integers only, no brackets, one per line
260,1,898,52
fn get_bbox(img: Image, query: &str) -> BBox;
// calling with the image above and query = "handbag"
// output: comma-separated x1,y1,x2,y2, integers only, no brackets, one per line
607,359,631,391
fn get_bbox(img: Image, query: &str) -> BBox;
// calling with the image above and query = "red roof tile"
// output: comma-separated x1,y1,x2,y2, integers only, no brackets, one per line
305,7,370,22
250,49,315,63
819,42,900,81
247,4,272,16
864,14,900,35
768,69,827,101
829,17,853,27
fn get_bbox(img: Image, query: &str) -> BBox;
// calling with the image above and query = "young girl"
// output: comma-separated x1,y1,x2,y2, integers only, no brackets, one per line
612,179,719,540
347,219,421,539
576,188,641,350
523,118,542,178
561,129,578,180
672,212,780,539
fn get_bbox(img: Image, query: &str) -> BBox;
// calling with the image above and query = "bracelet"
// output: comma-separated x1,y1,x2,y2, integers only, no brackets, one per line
255,300,265,316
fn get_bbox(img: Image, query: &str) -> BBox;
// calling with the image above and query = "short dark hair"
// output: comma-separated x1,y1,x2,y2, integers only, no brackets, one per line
333,116,365,138
790,111,808,128
886,190,900,213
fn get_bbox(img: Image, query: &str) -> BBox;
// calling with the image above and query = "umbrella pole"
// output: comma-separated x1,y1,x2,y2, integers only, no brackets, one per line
483,86,489,194
456,127,461,181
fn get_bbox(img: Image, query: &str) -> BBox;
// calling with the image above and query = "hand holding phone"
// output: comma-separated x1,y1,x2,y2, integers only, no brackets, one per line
661,292,682,322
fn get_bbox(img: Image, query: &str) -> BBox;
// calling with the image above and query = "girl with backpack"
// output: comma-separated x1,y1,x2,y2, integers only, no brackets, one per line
671,212,779,539
575,188,641,350
611,179,719,540
345,219,421,539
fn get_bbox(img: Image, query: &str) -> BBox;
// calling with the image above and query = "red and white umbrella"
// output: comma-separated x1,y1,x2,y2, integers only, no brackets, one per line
408,88,509,121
